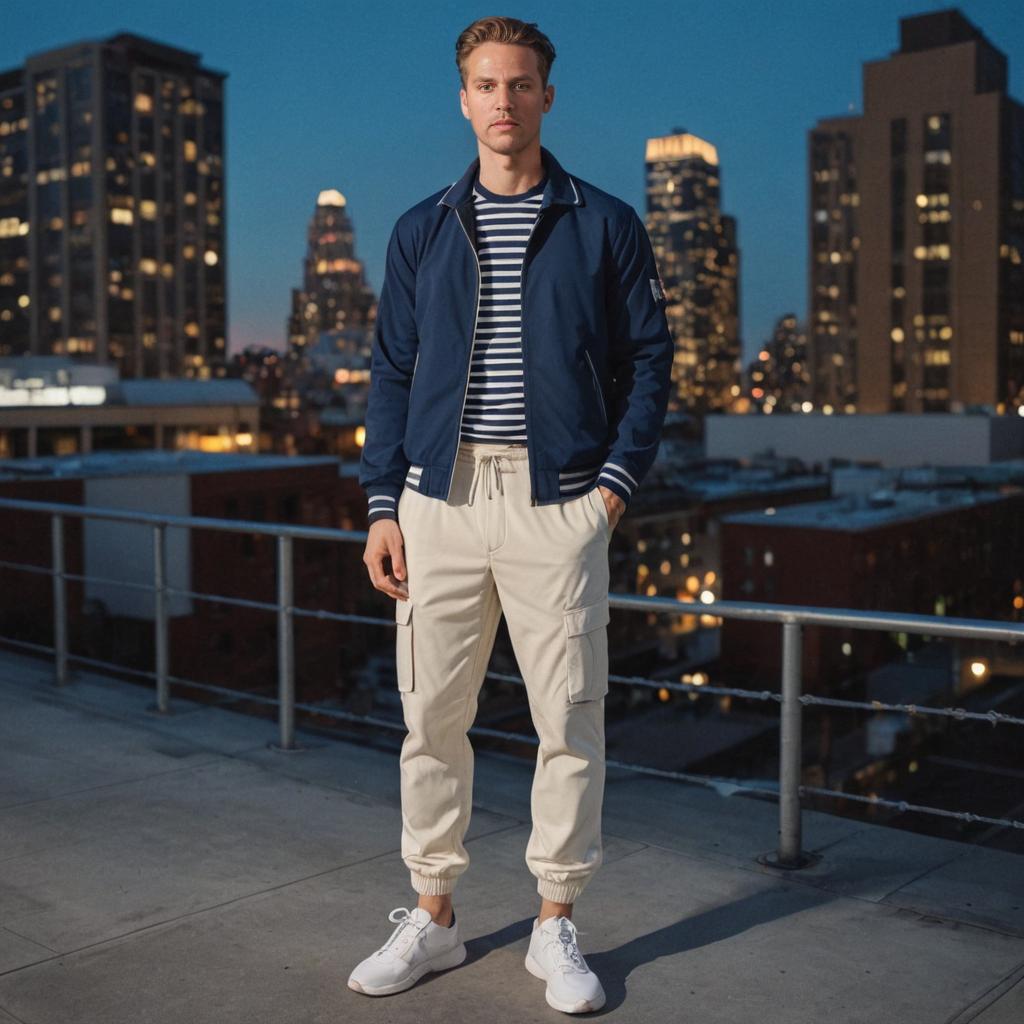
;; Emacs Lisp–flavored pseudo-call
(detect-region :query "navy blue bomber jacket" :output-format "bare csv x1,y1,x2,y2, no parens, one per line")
359,145,674,520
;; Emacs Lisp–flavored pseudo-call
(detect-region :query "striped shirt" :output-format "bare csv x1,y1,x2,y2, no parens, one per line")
457,176,544,444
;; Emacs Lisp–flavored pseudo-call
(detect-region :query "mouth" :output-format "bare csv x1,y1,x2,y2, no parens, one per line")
492,120,518,127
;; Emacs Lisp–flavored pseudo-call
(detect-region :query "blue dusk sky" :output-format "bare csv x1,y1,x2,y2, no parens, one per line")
4,1,1023,365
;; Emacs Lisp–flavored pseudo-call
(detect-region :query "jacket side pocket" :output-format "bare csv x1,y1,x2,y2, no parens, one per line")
563,598,610,703
395,597,415,692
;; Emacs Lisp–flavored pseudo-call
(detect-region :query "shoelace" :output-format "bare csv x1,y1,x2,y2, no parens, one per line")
544,917,588,973
374,907,428,960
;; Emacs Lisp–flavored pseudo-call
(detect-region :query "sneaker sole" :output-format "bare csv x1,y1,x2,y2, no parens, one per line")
348,942,467,997
524,951,606,1014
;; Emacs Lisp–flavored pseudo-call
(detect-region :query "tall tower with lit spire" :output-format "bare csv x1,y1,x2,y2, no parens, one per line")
287,189,375,355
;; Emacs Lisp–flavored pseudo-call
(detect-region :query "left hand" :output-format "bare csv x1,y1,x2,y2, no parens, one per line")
597,485,626,531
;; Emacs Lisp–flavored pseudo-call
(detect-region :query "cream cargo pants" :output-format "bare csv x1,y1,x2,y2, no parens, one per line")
394,440,612,904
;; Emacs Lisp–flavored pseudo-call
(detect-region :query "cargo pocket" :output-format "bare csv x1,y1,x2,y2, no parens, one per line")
563,597,610,703
395,597,414,692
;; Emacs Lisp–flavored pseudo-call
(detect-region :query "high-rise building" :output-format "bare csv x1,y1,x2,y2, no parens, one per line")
744,313,811,413
809,9,1024,414
644,129,741,415
0,33,227,379
286,190,375,355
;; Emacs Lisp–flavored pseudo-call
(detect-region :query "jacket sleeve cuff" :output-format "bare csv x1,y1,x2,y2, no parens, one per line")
366,485,402,525
597,461,639,507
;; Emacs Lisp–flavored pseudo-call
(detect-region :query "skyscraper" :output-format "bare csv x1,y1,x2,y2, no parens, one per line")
286,189,375,355
809,9,1024,414
644,129,741,415
744,313,811,414
0,33,227,379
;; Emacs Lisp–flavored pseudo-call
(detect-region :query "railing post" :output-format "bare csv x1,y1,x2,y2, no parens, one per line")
777,619,805,866
153,523,170,713
51,514,68,686
276,534,296,750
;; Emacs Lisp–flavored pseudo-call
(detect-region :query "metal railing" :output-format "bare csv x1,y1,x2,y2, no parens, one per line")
1,494,1022,871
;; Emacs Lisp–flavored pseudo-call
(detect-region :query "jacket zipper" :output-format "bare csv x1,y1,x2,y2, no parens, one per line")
583,349,608,425
446,209,482,501
520,209,546,506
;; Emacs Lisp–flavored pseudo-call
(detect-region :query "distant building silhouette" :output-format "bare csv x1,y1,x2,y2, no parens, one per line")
0,33,227,379
0,354,258,458
286,189,376,356
644,129,741,415
743,313,811,413
809,9,1024,414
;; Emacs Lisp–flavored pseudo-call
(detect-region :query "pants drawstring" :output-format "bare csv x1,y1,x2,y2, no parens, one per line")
467,454,505,506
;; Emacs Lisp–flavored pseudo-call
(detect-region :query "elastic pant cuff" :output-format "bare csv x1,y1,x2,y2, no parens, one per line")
411,871,458,896
537,877,589,904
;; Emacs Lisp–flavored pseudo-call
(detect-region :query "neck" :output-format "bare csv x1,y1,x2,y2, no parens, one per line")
476,142,545,196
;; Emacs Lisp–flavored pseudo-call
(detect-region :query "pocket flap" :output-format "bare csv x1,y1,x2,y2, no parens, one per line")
395,597,413,624
564,598,610,637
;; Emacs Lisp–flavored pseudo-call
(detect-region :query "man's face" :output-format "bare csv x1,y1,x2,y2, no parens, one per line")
459,42,554,158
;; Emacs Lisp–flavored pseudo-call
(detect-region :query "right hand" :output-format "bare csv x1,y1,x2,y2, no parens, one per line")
363,519,409,600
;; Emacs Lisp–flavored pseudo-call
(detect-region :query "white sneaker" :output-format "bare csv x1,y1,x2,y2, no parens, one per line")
347,906,466,996
525,915,606,1013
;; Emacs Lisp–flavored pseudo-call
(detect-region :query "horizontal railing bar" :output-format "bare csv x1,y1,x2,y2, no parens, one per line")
0,495,366,544
493,668,1024,726
800,784,1024,830
5,584,1024,729
5,619,1020,727
5,543,1024,726
8,637,1021,833
1,494,1022,642
0,558,50,575
611,594,1024,643
799,692,1024,726
1,546,1021,646
0,635,56,658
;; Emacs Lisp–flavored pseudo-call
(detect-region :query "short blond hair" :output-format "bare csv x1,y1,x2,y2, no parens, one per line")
455,16,556,88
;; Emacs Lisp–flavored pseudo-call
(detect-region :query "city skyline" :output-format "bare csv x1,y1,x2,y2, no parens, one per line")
3,0,1022,366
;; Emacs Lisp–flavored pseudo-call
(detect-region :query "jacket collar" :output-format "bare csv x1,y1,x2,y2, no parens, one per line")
438,145,582,210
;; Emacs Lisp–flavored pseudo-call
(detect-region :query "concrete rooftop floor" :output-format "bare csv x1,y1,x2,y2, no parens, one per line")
1,647,1023,1024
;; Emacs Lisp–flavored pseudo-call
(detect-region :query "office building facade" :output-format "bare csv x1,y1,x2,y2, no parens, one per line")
809,10,1024,414
644,130,741,415
0,33,227,379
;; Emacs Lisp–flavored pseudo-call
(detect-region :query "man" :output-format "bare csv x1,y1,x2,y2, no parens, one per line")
349,15,672,1015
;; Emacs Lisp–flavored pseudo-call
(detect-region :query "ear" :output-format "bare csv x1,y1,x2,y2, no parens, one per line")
459,86,470,121
543,83,554,112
